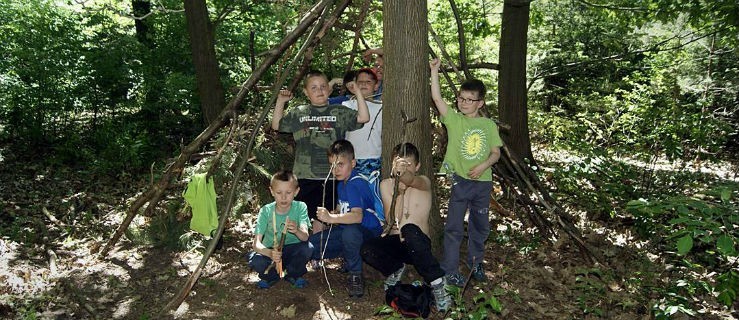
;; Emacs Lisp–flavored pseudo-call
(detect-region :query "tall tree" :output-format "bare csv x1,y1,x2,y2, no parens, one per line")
132,0,152,46
184,0,226,125
383,0,442,240
498,0,533,161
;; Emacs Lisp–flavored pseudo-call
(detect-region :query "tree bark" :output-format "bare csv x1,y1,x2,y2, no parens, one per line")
184,0,226,126
132,0,152,46
383,0,442,245
498,0,533,161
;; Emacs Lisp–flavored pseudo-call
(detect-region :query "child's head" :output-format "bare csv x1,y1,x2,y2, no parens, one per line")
355,68,379,97
270,170,300,207
392,142,421,174
303,70,330,106
457,79,487,118
327,139,356,181
373,55,384,81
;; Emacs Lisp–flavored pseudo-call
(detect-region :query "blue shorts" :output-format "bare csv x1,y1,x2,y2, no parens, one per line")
355,158,381,177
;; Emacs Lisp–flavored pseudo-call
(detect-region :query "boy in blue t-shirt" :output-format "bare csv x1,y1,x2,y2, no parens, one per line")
309,139,382,298
247,170,312,289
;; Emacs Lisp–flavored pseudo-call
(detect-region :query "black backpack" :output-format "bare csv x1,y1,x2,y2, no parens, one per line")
385,283,433,318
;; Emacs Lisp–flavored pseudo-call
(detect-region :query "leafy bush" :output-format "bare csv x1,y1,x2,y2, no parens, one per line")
627,185,738,307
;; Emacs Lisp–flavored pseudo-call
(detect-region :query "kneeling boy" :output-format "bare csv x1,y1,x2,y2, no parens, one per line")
360,143,451,311
309,139,382,298
247,170,312,289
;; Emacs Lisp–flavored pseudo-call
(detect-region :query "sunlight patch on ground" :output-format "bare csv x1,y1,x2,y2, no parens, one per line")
536,145,738,182
112,296,137,319
313,295,351,320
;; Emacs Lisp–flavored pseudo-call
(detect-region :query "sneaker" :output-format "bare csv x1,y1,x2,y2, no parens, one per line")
472,263,487,282
256,278,278,289
446,272,465,287
384,265,406,290
347,273,364,297
431,277,452,312
286,277,308,288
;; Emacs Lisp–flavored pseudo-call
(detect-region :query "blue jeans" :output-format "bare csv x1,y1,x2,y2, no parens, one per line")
441,174,492,275
247,241,313,281
309,224,377,273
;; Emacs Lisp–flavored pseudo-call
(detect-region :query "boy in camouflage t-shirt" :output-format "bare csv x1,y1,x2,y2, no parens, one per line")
271,70,370,234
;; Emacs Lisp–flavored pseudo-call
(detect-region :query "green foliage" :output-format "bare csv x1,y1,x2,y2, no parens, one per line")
626,185,739,307
574,268,607,316
446,285,503,319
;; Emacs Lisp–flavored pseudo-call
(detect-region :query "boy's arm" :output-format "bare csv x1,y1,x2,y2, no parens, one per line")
392,156,431,191
347,81,370,124
468,146,501,179
285,218,309,242
316,207,363,224
429,58,449,117
271,89,293,131
253,234,273,257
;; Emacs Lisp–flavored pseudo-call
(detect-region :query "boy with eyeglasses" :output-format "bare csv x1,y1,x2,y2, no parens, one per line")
344,68,383,176
272,70,370,234
429,58,503,287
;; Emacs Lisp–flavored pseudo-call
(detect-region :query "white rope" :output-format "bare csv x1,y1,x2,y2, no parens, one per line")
319,159,337,295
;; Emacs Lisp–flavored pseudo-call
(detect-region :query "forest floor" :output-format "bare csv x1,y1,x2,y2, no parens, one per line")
1,146,738,319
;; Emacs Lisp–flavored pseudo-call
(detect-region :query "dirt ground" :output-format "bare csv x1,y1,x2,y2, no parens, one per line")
1,153,736,319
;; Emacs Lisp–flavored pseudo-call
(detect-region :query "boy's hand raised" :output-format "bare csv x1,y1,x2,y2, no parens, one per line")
430,58,441,72
345,80,358,95
276,89,293,105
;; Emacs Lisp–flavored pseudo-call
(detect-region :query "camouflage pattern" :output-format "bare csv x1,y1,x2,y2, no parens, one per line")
279,104,363,179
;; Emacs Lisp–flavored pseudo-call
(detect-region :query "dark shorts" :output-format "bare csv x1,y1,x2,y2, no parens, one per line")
297,179,337,220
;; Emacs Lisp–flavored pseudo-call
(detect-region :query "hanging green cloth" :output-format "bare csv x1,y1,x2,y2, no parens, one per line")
183,173,218,236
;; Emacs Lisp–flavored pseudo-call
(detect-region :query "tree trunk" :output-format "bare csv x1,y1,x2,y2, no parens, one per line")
498,0,533,161
132,0,151,46
184,0,226,126
383,0,442,245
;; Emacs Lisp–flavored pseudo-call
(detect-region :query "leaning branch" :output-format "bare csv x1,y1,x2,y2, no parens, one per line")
99,0,334,259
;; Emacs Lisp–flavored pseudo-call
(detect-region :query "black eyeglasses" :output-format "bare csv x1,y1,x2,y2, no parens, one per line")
456,96,482,104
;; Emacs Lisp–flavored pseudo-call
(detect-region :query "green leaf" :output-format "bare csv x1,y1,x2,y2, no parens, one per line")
720,188,732,202
677,205,689,214
677,235,693,255
668,217,689,225
716,234,736,256
717,289,736,306
489,296,503,313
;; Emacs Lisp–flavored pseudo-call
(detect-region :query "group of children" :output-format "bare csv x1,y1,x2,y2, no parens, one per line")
246,56,503,313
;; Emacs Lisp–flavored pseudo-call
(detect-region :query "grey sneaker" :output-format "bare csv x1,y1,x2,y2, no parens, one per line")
431,277,452,311
347,273,364,297
472,263,487,282
446,272,465,287
384,265,406,290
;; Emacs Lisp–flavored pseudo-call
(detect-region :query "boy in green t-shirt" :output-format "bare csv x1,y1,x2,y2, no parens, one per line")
430,58,503,287
247,170,312,289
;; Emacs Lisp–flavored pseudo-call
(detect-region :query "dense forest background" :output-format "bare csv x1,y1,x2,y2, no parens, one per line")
1,0,737,319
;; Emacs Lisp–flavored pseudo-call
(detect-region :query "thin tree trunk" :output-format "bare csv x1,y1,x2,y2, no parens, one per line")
498,0,533,161
383,0,442,245
184,0,226,125
132,0,152,46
